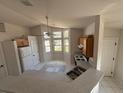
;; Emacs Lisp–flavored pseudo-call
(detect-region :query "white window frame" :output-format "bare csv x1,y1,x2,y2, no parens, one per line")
52,30,63,52
43,32,51,53
43,29,70,53
63,30,70,53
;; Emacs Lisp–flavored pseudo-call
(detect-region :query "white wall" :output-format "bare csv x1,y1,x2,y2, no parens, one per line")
114,30,122,87
0,23,29,41
83,22,95,35
70,28,84,64
104,28,121,37
94,15,104,69
30,25,42,35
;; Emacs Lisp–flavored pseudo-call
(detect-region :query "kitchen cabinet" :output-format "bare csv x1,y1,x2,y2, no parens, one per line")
28,36,40,65
2,36,40,75
15,38,29,47
19,36,40,72
79,35,94,57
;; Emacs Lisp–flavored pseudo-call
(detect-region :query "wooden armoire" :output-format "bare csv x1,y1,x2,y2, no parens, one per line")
79,35,94,57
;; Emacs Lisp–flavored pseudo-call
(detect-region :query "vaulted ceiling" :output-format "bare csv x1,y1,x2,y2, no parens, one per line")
0,0,122,29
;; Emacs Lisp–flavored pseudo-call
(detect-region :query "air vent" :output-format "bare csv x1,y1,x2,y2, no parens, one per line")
20,0,33,6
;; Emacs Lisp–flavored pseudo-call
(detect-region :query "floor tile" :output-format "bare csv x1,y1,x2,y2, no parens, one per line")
99,77,123,93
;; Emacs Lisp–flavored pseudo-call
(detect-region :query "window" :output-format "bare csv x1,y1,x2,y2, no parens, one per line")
44,32,51,52
43,30,70,53
53,31,62,38
44,40,51,52
63,30,70,53
64,39,69,53
63,30,69,38
53,31,62,52
53,40,62,51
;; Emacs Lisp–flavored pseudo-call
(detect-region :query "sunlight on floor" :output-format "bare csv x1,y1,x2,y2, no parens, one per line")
45,61,66,72
46,66,65,72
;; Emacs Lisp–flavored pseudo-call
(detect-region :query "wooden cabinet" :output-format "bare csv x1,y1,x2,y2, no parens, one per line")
79,35,94,57
15,38,29,47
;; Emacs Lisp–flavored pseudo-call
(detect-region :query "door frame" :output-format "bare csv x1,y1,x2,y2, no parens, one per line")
0,43,8,76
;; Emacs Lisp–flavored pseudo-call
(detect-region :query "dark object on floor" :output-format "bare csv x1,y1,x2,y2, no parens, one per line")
66,66,86,80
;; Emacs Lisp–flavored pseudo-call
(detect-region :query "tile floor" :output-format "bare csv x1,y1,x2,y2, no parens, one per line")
99,77,123,93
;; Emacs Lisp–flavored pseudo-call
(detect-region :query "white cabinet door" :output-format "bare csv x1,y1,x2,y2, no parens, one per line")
0,43,7,79
19,46,32,57
28,36,38,53
32,52,40,65
101,38,118,76
19,36,40,72
28,36,40,65
21,55,34,71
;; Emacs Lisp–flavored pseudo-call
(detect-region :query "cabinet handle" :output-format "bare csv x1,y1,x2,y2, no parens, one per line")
33,55,35,56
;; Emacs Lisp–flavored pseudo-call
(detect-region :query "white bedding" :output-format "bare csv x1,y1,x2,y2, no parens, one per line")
0,68,104,93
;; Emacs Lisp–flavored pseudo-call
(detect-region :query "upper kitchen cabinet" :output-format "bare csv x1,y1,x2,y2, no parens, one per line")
15,38,29,47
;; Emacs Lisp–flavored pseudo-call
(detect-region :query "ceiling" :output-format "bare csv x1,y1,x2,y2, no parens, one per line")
0,0,122,29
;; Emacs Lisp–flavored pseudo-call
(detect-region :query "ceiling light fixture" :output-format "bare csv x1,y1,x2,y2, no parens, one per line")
44,0,54,37
45,15,50,36
20,0,33,6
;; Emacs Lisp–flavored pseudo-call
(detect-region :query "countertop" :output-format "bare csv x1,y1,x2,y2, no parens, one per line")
0,68,104,93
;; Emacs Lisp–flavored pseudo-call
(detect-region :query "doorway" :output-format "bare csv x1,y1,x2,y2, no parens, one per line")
101,37,118,76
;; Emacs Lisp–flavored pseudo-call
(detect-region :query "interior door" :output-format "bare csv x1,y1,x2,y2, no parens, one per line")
101,38,118,76
0,43,7,79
